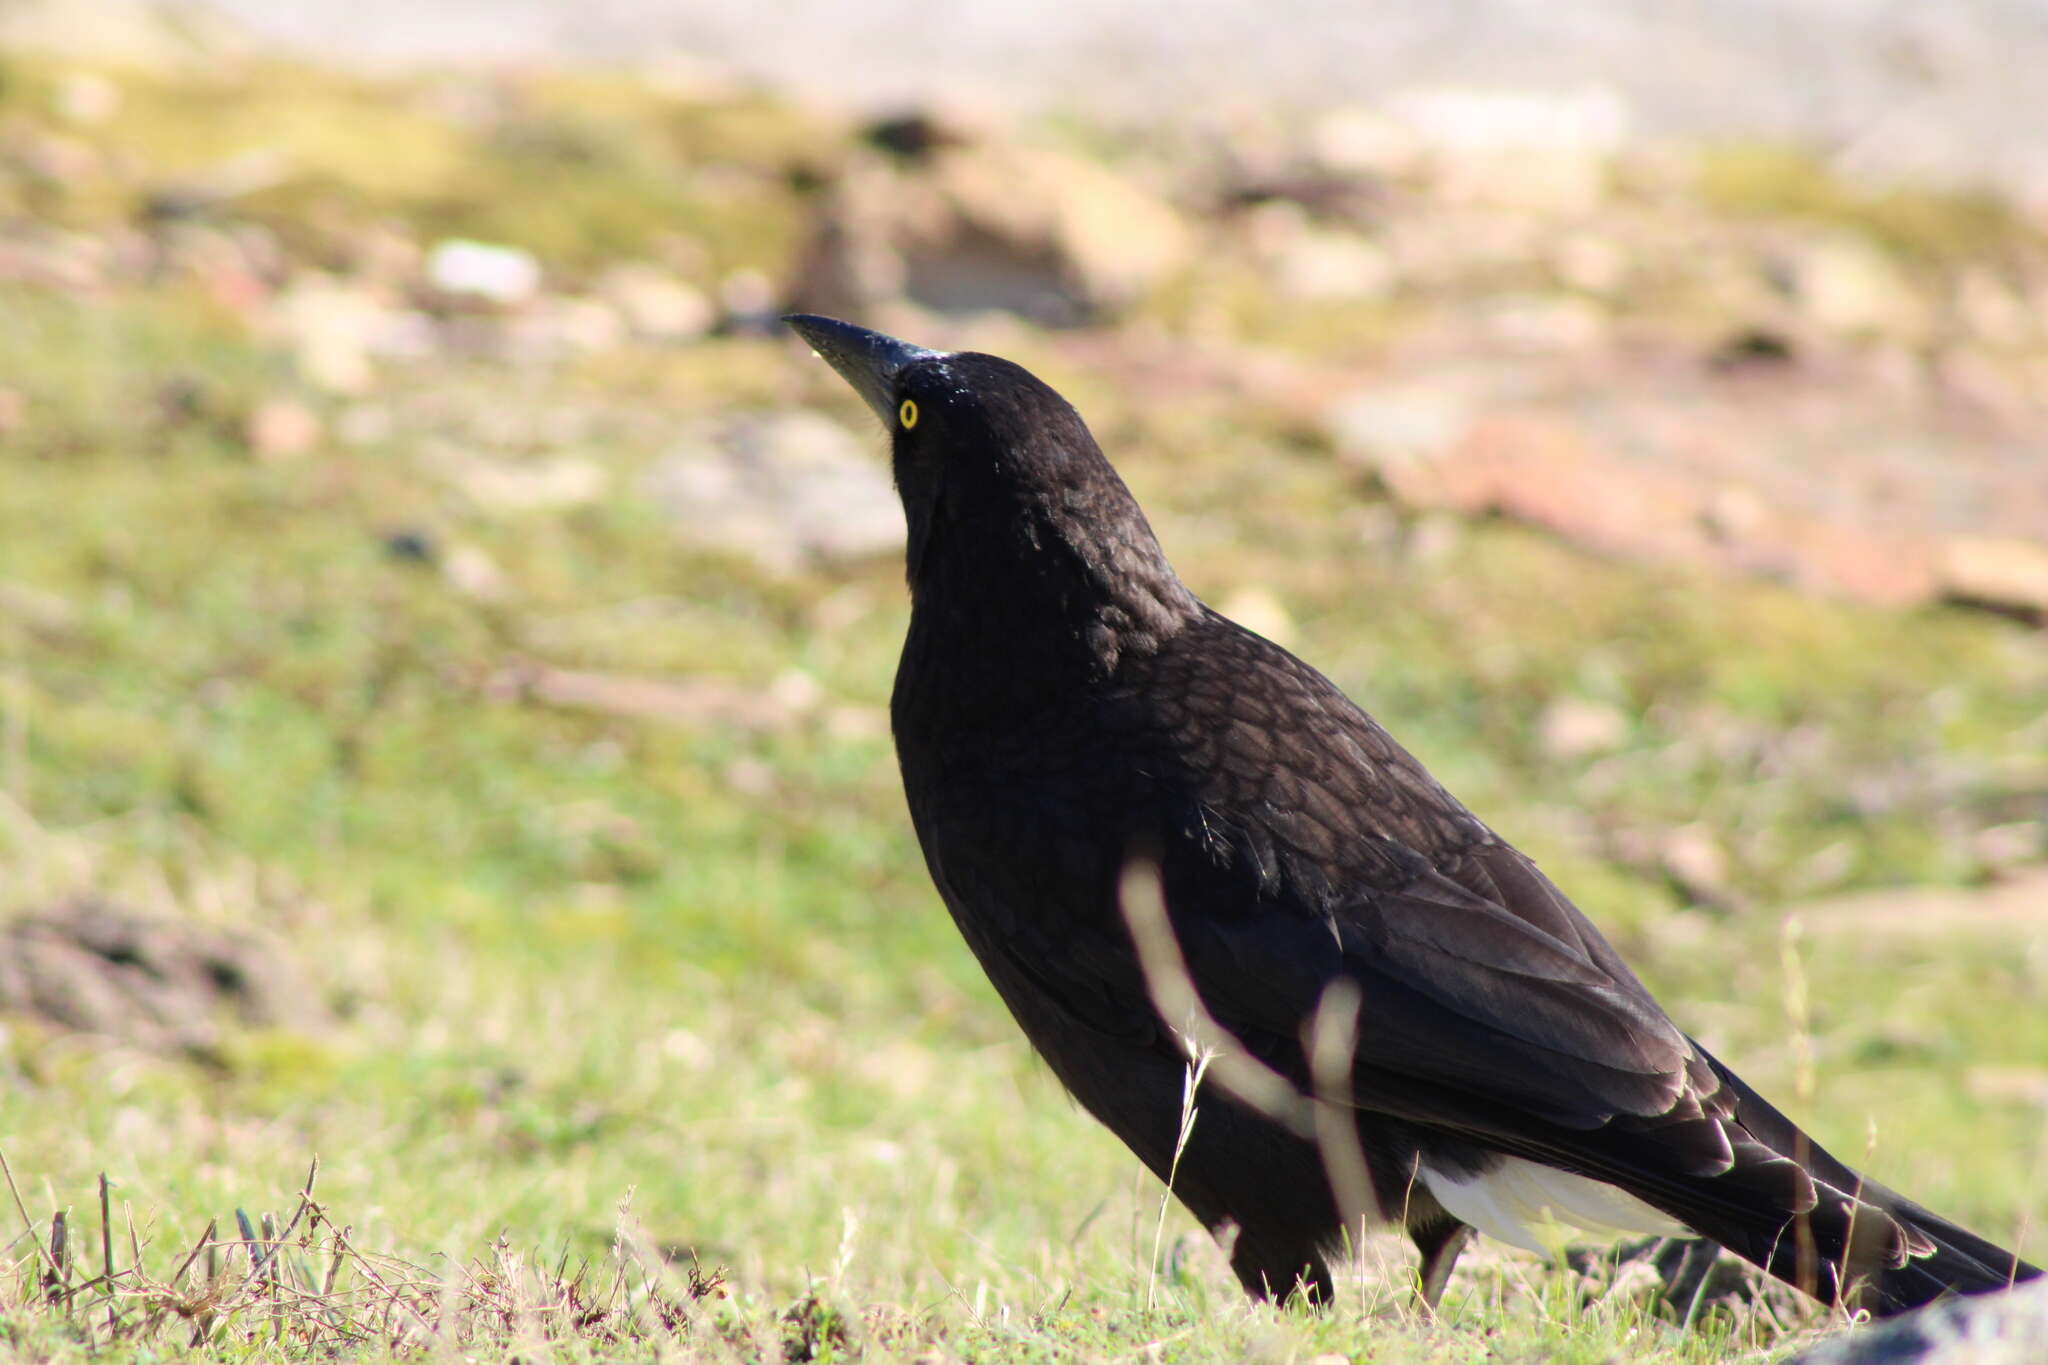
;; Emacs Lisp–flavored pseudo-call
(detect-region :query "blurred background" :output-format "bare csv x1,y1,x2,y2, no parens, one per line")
0,0,2044,1358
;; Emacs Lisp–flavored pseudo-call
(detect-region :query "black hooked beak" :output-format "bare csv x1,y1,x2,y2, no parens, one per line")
783,314,939,426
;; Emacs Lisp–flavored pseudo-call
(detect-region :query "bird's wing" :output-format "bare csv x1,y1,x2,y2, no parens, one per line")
1213,853,1773,1170
1140,623,2041,1306
919,609,1726,1140
1122,613,1744,1146
1166,816,1718,1131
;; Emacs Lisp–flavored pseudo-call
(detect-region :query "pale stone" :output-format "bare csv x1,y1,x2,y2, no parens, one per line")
1938,536,2048,614
1217,586,1295,647
1539,697,1630,760
426,238,542,304
1787,234,1927,340
1274,228,1396,302
244,398,321,461
598,264,714,341
647,412,905,572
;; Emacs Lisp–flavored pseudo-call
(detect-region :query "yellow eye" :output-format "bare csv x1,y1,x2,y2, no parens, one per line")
898,398,919,429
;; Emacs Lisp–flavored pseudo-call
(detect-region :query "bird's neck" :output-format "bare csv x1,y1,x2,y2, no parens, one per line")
893,500,1198,736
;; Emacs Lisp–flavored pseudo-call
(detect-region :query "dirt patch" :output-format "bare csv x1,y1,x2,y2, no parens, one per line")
1793,866,2048,941
0,899,330,1058
1328,339,2048,618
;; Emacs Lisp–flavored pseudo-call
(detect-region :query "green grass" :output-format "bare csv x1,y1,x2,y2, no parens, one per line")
0,53,822,276
1,54,2045,1365
1693,141,2039,268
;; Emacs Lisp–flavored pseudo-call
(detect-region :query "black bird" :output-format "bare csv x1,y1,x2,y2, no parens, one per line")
785,313,2041,1315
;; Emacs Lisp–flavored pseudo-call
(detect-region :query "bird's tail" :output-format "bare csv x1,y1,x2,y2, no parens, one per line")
1865,1188,2041,1312
1671,1169,2037,1316
1675,1056,2039,1316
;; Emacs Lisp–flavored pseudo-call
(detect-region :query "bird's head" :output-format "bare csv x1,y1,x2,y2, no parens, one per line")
784,314,1195,654
783,313,1100,549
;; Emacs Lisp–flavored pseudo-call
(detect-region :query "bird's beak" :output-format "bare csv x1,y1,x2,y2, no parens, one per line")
783,314,937,426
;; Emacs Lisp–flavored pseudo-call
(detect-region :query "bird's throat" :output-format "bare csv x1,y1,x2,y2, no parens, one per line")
895,503,1196,735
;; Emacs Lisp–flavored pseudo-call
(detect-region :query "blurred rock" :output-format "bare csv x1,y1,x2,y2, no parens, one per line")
1935,350,2033,426
1937,536,2048,618
769,668,825,714
861,108,979,161
0,581,77,636
1216,586,1295,647
368,308,439,362
488,660,841,733
1385,411,1712,563
1550,232,1632,297
381,527,438,563
1404,511,1465,564
154,376,207,426
598,264,714,341
1307,105,1424,179
1972,821,2044,870
0,900,329,1059
1214,116,1394,222
1273,225,1396,302
270,275,392,393
342,224,425,287
718,267,781,332
162,222,276,319
243,397,321,461
52,70,121,125
17,128,104,192
1320,320,2048,614
427,238,542,304
1602,822,1739,908
1540,697,1630,760
723,756,776,797
1221,166,1388,224
1392,84,1629,212
1473,294,1609,351
936,141,1193,313
1701,482,1776,540
1785,1277,2048,1363
1708,328,1798,372
1799,866,2048,941
0,225,113,294
1325,386,1471,466
337,403,396,447
1784,234,1927,341
1659,824,1732,905
646,411,903,572
1956,269,2036,347
785,163,906,323
145,148,288,220
1965,1066,2048,1105
437,450,609,512
789,131,1193,326
1740,511,1937,608
442,542,508,600
503,296,626,359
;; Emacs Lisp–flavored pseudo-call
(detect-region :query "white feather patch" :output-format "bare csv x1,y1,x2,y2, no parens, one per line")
1419,1157,1693,1254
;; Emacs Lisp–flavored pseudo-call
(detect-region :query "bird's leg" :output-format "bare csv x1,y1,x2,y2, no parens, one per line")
1410,1218,1475,1310
1221,1223,1335,1307
1663,1237,1722,1327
